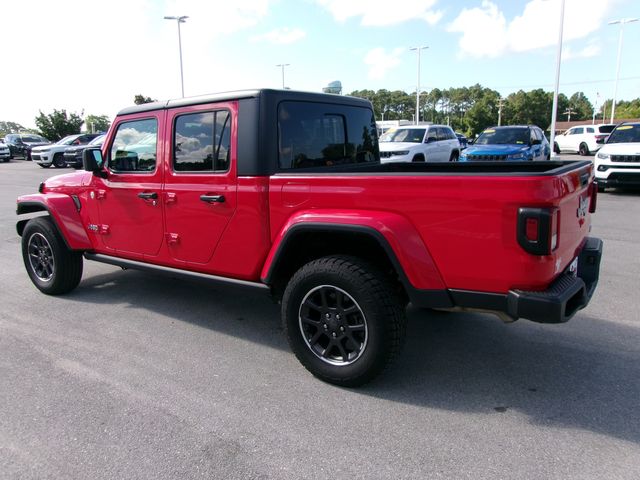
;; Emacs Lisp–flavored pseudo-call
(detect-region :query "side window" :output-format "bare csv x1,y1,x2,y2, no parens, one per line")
109,118,157,173
574,127,584,135
278,101,378,169
586,127,594,133
435,127,445,141
425,128,437,142
445,127,456,140
173,110,230,172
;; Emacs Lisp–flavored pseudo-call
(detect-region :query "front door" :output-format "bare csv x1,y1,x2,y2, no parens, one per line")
162,103,237,265
94,114,164,258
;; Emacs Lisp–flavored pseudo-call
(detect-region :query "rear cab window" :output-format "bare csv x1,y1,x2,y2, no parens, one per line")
278,101,379,169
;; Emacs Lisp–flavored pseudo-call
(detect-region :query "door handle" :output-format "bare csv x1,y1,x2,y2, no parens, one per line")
138,192,158,200
200,194,225,203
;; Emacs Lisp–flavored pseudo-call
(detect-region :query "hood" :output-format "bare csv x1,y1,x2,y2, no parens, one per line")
31,144,52,152
44,171,92,189
379,141,420,152
464,144,529,155
24,141,49,147
599,142,640,156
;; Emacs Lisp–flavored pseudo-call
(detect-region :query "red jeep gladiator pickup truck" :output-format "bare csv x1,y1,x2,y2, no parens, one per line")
16,89,602,386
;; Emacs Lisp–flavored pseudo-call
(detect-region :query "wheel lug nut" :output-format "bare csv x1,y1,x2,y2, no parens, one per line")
325,313,330,319
340,326,345,332
323,324,328,330
332,332,337,338
336,314,341,320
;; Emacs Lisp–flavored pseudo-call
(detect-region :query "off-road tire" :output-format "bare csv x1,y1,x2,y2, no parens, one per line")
282,255,406,387
21,216,83,295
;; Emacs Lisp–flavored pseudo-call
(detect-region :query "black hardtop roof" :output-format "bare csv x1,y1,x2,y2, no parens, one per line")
117,88,372,116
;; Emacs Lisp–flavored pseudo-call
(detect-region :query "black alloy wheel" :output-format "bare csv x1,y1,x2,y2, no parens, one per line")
282,256,406,387
579,143,590,156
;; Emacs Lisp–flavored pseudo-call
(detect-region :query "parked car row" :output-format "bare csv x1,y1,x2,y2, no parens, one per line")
3,133,50,160
460,125,550,162
31,133,102,168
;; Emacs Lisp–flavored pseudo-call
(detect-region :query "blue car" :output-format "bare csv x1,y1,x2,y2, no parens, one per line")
460,125,551,161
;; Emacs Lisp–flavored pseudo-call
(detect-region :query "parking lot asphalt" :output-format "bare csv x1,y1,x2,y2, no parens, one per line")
1,158,639,480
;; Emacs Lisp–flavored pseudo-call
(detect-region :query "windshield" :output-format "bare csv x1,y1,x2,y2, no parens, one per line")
89,134,106,145
56,135,80,145
22,135,48,143
606,124,640,144
475,128,529,145
598,125,616,134
379,128,426,143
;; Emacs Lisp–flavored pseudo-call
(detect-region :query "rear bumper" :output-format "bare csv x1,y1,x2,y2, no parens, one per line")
418,237,603,323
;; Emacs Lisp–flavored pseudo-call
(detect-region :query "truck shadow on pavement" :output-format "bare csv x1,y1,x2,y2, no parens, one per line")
70,267,640,445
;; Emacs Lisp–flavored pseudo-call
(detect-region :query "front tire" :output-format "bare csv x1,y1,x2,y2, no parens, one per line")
554,142,560,154
53,153,66,168
21,217,83,295
412,154,425,162
449,151,459,162
282,256,406,387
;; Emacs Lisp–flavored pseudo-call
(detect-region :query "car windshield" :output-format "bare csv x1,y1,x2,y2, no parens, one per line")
56,135,81,145
598,125,616,134
22,135,48,143
606,124,640,144
475,128,529,145
89,134,106,145
379,128,426,143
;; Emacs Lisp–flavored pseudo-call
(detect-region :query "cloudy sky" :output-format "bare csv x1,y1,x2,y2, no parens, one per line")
2,0,639,129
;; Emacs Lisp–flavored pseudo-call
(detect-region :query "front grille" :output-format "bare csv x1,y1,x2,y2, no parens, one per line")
31,154,41,160
466,154,508,161
380,152,393,158
611,155,640,163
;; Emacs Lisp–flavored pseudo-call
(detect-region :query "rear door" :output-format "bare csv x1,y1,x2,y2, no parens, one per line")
162,103,237,265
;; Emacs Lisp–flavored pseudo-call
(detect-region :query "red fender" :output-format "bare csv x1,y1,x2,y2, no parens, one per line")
261,209,446,290
17,193,92,250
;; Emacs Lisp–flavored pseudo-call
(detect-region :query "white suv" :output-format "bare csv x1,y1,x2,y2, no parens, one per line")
379,124,460,163
594,122,640,192
554,123,616,156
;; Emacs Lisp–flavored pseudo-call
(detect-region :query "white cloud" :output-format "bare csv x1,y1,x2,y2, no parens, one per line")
563,42,602,60
315,0,443,26
364,47,404,80
448,0,617,59
250,27,307,45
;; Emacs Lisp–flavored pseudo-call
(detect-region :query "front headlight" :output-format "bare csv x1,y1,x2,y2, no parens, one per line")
507,152,528,161
391,151,410,156
596,152,610,160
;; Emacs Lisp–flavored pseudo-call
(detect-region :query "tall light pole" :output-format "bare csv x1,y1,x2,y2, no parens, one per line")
164,15,188,98
409,46,428,125
549,0,565,158
608,18,638,123
276,63,290,89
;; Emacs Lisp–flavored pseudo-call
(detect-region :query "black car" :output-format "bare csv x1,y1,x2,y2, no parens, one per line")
63,134,106,168
3,133,50,160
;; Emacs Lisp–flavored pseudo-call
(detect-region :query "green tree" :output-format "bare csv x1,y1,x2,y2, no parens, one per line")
84,114,111,133
567,92,593,121
34,109,84,142
134,94,157,105
0,121,36,137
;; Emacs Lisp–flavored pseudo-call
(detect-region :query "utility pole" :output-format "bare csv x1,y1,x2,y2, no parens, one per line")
608,18,638,123
497,98,505,126
549,0,566,158
409,46,428,125
164,15,189,98
276,63,290,89
563,107,575,122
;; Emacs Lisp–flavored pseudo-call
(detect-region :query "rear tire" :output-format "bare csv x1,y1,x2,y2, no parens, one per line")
282,256,406,387
579,143,590,156
554,142,560,154
21,217,83,295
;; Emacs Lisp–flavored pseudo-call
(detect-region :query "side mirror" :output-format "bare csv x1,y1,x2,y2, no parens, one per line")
532,139,542,145
425,136,436,144
83,147,107,178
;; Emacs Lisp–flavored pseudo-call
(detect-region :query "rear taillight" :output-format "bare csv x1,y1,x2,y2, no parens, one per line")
517,207,559,255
